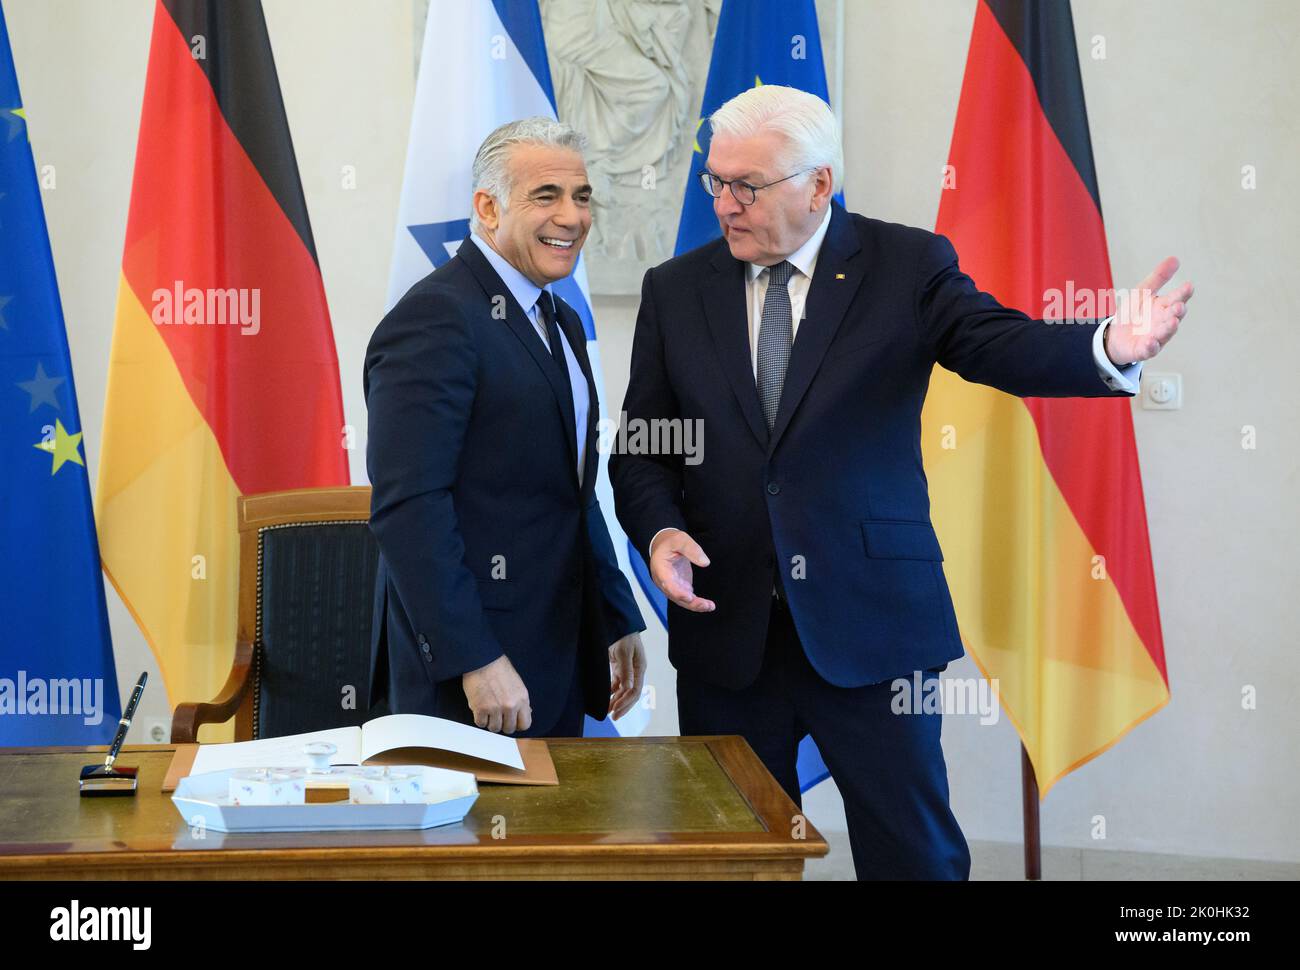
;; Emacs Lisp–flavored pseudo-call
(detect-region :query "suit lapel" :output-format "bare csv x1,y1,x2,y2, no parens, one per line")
703,248,769,449
457,239,580,479
767,203,865,454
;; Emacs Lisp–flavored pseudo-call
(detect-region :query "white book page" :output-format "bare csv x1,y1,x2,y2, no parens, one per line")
189,726,363,775
359,714,525,770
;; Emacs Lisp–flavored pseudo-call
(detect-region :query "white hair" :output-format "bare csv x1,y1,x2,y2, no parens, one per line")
470,117,588,233
708,85,843,194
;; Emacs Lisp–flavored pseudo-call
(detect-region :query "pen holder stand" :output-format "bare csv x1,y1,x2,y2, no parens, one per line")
79,763,139,797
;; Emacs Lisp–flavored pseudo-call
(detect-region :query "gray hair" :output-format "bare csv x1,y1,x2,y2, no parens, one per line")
708,85,843,194
470,117,588,233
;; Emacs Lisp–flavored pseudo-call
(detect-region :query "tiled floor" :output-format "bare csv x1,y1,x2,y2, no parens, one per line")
802,833,1300,881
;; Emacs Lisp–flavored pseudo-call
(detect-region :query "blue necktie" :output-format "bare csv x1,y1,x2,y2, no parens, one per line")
756,260,795,430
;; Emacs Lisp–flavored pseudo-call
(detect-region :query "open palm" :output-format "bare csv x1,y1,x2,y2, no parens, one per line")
1107,256,1193,366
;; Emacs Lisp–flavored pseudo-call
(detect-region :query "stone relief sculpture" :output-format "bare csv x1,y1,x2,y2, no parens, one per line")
414,0,836,294
541,0,721,293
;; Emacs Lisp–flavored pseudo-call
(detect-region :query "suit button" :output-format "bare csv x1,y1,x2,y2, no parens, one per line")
767,483,781,495
418,633,428,645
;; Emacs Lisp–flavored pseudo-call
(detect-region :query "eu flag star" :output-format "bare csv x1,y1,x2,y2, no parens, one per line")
33,418,84,475
2,105,25,142
17,361,64,412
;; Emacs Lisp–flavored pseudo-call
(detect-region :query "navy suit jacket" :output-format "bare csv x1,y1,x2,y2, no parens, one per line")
610,202,1135,690
365,237,643,733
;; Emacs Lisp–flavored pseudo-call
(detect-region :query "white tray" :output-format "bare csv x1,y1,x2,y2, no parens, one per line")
171,766,479,833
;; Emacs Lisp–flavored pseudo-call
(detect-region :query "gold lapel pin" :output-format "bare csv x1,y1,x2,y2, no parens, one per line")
835,273,846,280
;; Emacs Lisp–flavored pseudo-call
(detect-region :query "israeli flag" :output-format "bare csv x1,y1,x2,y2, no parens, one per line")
386,0,649,736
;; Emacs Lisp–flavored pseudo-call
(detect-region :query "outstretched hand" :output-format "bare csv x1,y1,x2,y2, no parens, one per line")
1106,256,1193,366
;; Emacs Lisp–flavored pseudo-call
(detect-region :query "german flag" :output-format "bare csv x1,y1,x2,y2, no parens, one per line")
96,0,348,736
921,0,1168,796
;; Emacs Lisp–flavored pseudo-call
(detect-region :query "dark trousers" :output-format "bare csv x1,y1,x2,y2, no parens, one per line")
677,599,971,880
430,659,587,738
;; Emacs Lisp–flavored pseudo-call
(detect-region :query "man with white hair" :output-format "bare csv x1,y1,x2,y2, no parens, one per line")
610,85,1190,878
366,118,645,737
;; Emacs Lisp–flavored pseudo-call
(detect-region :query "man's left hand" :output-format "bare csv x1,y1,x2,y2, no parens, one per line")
1107,255,1194,366
607,633,647,720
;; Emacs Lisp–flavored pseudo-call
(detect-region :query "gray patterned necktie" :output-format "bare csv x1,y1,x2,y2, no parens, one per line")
756,260,795,430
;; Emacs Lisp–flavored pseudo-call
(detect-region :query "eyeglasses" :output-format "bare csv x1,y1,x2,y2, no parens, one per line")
699,169,812,206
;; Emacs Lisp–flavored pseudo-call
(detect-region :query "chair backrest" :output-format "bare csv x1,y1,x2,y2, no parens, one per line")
237,487,377,740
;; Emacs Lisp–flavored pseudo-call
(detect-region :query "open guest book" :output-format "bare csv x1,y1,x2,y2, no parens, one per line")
162,714,558,792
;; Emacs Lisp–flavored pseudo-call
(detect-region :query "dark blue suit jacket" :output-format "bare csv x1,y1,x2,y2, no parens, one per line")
365,238,643,733
610,202,1134,690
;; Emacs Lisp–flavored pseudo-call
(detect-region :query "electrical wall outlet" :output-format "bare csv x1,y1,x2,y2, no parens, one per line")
142,717,171,744
1142,372,1182,410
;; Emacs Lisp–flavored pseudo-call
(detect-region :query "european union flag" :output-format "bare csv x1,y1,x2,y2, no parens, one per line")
0,6,120,744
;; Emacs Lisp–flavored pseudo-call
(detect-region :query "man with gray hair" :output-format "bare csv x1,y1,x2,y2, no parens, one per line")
366,117,645,737
611,85,1190,878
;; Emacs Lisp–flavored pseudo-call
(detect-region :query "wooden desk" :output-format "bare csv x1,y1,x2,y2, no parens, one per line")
0,736,826,880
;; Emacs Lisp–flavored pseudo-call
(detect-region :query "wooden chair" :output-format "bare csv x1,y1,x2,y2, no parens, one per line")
171,486,378,743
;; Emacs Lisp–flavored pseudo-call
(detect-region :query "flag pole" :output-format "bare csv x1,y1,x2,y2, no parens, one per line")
1021,742,1042,879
